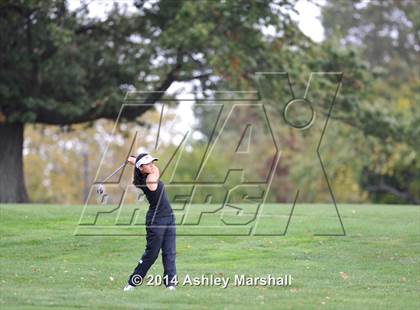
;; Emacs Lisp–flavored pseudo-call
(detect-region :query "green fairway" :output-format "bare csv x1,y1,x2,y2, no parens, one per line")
0,204,419,309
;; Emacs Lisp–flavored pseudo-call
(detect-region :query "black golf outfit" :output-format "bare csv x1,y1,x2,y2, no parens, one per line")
128,179,176,288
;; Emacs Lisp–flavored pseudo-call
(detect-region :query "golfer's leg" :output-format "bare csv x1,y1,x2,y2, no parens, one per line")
128,225,164,286
161,215,176,287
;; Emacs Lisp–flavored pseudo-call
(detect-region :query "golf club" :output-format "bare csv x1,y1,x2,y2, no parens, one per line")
95,156,136,196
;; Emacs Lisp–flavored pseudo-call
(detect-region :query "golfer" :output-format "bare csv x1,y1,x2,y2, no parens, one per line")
123,153,177,291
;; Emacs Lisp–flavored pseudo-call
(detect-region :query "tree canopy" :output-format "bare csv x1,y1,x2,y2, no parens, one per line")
0,0,417,204
0,0,303,202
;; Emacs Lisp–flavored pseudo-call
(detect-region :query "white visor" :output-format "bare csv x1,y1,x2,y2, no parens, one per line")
135,154,158,168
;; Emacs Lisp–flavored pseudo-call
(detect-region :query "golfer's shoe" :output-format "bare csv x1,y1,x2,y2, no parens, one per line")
123,284,136,292
167,286,176,291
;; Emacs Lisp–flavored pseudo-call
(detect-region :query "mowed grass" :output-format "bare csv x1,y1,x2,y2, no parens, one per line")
0,204,419,309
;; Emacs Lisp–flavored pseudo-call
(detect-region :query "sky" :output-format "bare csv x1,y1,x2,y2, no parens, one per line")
293,0,325,42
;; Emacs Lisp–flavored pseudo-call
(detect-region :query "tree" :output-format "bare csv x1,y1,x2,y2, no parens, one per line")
320,0,420,204
192,0,420,204
320,0,419,147
0,0,300,202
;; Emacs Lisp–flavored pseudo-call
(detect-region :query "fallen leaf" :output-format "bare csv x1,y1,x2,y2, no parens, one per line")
339,272,349,280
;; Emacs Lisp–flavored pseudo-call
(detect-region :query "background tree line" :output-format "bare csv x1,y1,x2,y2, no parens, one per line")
0,0,418,204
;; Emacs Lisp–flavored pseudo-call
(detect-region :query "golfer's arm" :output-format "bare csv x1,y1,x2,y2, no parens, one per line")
146,168,159,191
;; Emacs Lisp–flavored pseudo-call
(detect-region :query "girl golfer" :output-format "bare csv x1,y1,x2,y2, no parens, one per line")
124,153,177,291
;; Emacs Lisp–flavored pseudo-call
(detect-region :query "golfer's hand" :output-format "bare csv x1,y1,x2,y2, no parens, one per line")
127,156,136,166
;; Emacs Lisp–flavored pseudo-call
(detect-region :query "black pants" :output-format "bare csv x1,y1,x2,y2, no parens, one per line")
128,214,176,287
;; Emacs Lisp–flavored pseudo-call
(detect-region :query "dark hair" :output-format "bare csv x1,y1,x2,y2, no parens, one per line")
133,153,148,188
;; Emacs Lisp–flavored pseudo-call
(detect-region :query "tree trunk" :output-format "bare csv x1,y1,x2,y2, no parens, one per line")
0,123,29,203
